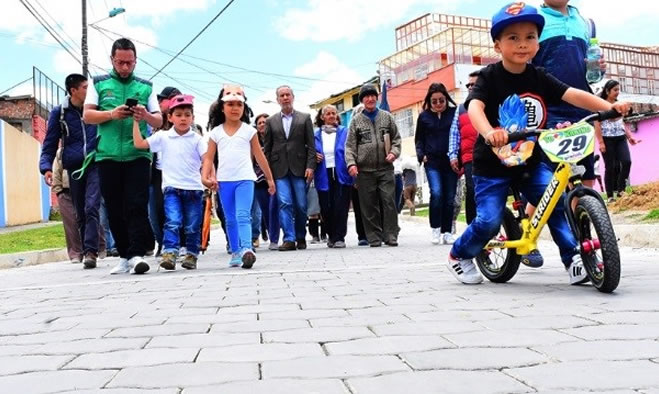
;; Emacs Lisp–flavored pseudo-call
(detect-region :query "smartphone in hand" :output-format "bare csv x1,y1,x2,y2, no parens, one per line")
125,98,138,108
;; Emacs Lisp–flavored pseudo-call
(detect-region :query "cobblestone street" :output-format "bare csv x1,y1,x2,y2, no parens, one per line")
1,218,658,393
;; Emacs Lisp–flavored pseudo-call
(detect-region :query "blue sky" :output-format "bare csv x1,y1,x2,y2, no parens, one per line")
1,0,658,126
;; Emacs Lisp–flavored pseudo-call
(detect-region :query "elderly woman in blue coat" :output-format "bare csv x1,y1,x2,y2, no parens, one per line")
314,104,354,248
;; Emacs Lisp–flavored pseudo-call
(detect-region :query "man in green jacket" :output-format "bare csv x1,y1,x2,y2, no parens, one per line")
83,38,162,275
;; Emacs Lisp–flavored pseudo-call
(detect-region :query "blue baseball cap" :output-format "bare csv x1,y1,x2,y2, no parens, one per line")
491,2,545,41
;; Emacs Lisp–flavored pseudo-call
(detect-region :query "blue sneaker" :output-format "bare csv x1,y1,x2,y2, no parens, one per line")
228,253,241,267
521,249,544,268
358,239,369,246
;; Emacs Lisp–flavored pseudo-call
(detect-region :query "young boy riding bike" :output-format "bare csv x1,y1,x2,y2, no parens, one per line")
447,2,630,285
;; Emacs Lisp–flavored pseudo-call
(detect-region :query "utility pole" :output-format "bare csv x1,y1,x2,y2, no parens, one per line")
81,0,88,77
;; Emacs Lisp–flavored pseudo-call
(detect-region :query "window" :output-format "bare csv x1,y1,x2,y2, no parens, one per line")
352,93,360,107
394,109,414,138
334,100,344,113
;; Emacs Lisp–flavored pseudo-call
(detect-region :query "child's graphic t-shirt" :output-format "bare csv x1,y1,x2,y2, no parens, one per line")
466,62,569,178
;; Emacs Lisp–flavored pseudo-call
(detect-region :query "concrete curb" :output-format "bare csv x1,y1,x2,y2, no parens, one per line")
399,215,659,249
0,248,69,270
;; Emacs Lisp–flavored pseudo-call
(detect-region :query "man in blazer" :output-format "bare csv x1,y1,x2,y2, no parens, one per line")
264,85,316,251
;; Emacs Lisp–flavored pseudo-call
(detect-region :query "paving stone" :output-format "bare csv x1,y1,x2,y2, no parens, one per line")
107,362,258,389
0,370,117,393
402,347,549,370
0,328,110,345
106,323,209,338
533,340,659,361
217,303,300,314
75,318,167,330
183,379,348,394
347,370,530,394
370,321,484,336
479,315,597,330
65,348,198,369
310,314,410,328
197,343,324,362
146,333,259,349
508,360,659,391
590,311,659,325
209,319,309,333
562,324,659,341
405,310,506,322
30,338,148,355
262,355,409,379
444,329,579,347
165,313,256,324
58,389,179,394
325,335,454,356
0,344,38,356
263,327,375,343
259,309,350,321
0,354,73,375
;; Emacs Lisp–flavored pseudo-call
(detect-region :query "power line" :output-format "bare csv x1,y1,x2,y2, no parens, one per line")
18,0,82,65
149,0,237,80
0,77,33,96
32,0,81,50
93,27,216,102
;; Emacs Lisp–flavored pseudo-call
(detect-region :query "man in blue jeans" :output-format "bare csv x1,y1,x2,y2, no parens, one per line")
264,86,316,251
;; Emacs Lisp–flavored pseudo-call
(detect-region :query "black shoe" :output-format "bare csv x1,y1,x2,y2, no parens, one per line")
296,240,307,250
385,239,398,247
278,241,296,251
83,253,97,269
370,242,382,247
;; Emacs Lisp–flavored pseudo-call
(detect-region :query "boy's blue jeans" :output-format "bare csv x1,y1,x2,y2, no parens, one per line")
451,162,578,268
219,180,254,253
162,187,203,256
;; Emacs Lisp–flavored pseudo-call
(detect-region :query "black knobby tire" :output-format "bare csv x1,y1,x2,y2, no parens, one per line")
475,208,522,283
574,195,621,293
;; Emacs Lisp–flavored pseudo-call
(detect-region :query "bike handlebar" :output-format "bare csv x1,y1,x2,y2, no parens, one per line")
503,109,630,144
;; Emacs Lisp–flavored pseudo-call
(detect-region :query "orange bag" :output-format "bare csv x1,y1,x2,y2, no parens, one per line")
200,190,213,253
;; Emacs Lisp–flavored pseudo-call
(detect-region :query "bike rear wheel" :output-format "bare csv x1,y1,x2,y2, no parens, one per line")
574,195,621,293
475,208,522,283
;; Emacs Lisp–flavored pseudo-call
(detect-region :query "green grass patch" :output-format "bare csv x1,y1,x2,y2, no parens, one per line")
644,209,659,222
0,224,66,255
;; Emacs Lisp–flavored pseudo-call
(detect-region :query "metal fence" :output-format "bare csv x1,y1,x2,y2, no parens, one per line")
32,66,66,119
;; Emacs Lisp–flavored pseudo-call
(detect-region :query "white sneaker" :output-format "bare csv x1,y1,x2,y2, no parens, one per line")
442,233,456,245
110,258,130,275
447,254,483,284
567,254,589,285
431,228,441,244
129,256,150,275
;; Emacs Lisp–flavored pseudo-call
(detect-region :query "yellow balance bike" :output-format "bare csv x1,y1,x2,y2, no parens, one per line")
476,110,623,293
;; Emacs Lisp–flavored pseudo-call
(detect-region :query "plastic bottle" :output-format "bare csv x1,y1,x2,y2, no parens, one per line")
586,38,603,84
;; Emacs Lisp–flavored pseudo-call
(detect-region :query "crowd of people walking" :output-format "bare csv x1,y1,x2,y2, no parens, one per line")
39,0,639,285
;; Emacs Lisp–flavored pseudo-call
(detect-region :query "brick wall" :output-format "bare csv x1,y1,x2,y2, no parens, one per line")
32,115,47,143
0,97,34,119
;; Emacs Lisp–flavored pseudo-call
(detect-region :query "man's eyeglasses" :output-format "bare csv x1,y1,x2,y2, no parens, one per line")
112,58,135,67
431,98,446,105
465,83,475,89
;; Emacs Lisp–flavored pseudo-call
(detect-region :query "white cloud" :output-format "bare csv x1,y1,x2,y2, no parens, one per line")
274,0,456,42
0,0,214,77
571,0,659,27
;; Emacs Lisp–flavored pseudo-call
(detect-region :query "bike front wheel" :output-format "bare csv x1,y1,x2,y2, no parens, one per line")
574,195,621,293
475,208,522,283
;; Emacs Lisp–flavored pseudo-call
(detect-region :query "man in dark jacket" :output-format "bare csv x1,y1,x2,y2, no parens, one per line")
263,85,316,251
345,84,402,247
40,73,101,269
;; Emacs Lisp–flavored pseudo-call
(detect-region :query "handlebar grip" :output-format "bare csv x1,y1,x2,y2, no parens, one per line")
596,109,623,122
507,131,537,143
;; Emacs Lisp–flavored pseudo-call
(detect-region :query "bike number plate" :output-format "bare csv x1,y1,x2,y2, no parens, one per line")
538,123,595,164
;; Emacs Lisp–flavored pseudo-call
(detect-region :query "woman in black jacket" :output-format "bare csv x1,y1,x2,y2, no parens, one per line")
415,83,459,245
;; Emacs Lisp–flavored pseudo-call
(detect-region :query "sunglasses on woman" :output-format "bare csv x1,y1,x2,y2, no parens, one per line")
431,98,446,105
